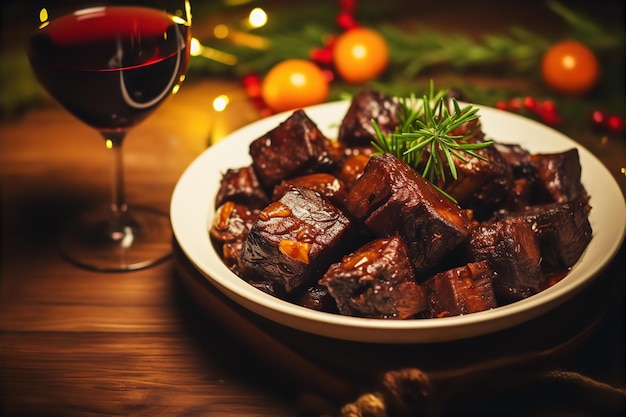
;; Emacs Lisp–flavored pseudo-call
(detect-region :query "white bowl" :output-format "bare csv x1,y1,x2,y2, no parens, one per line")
170,100,626,343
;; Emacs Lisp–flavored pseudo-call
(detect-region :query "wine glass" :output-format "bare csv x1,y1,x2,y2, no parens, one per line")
27,1,192,271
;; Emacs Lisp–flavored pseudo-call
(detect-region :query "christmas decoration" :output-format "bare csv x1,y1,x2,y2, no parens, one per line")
337,0,358,30
186,0,621,133
0,0,622,137
332,27,389,84
591,110,625,136
496,96,562,127
541,40,599,95
260,59,330,113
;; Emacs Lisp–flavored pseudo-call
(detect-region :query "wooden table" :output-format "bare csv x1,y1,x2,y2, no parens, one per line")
1,2,625,416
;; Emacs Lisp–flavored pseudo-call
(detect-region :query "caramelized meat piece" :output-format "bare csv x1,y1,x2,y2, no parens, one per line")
495,198,592,273
338,88,399,147
344,153,470,273
249,110,336,189
296,285,338,313
507,178,533,212
240,187,353,293
215,165,270,210
336,153,371,190
210,202,259,273
272,173,348,208
442,140,516,221
424,261,497,318
320,237,426,319
494,143,536,180
530,148,588,204
247,279,286,299
210,201,258,254
222,241,244,274
469,218,545,304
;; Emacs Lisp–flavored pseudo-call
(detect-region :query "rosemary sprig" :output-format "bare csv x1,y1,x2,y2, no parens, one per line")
372,82,494,200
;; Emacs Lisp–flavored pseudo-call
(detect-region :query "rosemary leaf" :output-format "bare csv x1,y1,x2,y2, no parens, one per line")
371,83,495,201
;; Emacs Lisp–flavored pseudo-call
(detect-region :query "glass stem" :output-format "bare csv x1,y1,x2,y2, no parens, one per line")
103,132,130,235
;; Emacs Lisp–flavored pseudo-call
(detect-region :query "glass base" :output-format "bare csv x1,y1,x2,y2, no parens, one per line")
59,206,172,272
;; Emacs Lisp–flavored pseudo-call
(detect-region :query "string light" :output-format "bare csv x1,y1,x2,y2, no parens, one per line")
190,38,202,56
227,31,269,49
209,94,232,145
213,95,230,112
39,8,48,22
189,37,238,65
214,24,229,39
38,8,49,29
248,8,267,28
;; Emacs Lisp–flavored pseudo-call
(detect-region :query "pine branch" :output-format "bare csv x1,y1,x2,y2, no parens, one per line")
381,24,551,78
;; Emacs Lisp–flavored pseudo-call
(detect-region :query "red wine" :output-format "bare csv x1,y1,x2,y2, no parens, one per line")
28,6,190,132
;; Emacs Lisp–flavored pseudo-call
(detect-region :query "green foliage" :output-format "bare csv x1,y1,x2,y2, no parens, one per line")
372,81,493,202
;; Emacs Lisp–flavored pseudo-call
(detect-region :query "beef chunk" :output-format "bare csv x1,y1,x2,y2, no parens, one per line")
469,218,545,304
320,237,426,319
249,110,336,189
240,187,352,293
336,153,371,191
530,148,588,204
272,173,348,208
507,178,533,212
210,202,259,273
222,241,244,275
338,154,370,191
495,198,592,273
493,143,540,209
442,140,516,221
494,143,536,180
247,278,286,299
295,285,338,313
424,261,497,318
344,153,470,273
338,88,399,147
210,202,258,254
215,165,270,210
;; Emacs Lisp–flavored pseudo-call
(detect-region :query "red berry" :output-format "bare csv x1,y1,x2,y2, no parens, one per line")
310,47,333,65
250,96,266,110
495,100,508,111
590,110,607,131
533,100,559,126
523,96,537,111
337,11,358,30
260,107,274,118
245,83,262,99
241,73,260,88
607,115,625,135
541,100,557,114
322,68,336,83
508,97,523,111
542,111,561,126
